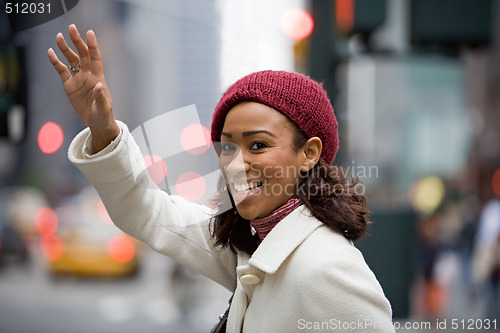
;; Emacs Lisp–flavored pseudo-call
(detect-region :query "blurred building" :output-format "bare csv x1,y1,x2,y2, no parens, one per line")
304,0,500,319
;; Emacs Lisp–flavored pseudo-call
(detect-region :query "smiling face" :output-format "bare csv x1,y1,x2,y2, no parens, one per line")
218,102,308,220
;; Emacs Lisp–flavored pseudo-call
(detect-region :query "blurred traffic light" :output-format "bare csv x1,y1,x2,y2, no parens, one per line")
410,0,493,47
0,43,27,143
335,0,386,35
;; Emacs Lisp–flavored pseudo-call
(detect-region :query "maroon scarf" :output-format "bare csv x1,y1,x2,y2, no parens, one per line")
250,198,302,241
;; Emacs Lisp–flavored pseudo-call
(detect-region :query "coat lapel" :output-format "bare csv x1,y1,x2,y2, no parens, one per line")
248,205,323,274
227,206,324,332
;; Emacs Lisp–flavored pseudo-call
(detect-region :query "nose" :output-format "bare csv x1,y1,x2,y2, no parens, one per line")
225,149,249,177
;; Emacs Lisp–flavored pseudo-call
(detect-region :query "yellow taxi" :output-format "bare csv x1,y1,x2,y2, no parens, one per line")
39,187,141,278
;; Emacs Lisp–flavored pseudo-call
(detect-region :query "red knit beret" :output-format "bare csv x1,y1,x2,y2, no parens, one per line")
211,70,339,164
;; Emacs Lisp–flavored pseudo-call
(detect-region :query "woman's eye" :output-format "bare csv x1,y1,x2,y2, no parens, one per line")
221,143,236,153
250,142,267,150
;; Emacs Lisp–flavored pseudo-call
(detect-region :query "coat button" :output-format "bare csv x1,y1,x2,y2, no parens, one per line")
240,274,260,285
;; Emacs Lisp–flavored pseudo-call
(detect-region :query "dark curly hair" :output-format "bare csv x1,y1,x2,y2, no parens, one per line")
209,122,371,255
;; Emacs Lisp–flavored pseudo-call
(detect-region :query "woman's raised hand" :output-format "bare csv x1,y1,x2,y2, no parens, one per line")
48,24,120,153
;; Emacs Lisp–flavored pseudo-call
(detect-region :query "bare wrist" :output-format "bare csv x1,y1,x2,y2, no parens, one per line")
89,121,120,153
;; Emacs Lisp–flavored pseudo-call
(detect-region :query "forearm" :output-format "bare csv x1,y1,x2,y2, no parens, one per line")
68,121,237,289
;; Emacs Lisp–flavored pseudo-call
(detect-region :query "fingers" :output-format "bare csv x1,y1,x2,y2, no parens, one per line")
92,82,112,111
47,48,72,83
86,30,103,76
54,25,103,77
56,32,80,68
68,24,90,70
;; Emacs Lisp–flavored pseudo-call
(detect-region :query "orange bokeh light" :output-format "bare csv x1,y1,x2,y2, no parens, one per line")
40,234,64,261
108,235,135,263
35,207,58,235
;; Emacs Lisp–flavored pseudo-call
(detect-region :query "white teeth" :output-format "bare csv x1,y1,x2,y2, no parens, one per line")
233,181,262,194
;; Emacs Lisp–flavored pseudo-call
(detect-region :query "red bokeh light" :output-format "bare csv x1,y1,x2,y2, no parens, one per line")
108,235,135,263
180,124,211,155
143,154,167,184
176,172,206,202
38,122,64,154
40,234,64,261
280,8,314,41
35,207,59,235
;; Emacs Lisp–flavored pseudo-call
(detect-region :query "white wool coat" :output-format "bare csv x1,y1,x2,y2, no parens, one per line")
68,121,395,333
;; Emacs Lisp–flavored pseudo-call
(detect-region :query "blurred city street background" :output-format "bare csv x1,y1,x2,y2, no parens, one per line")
0,243,230,333
1,0,500,332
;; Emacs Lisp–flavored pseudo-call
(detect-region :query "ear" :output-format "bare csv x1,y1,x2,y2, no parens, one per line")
299,137,322,172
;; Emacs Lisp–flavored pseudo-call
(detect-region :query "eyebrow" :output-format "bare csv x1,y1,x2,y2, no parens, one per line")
221,130,276,138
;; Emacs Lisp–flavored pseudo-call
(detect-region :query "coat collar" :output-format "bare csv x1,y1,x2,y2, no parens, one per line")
247,205,323,274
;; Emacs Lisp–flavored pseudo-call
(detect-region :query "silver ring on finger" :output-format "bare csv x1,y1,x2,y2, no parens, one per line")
70,64,80,73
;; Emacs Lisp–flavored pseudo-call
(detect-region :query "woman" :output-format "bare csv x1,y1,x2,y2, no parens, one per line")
48,25,395,332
